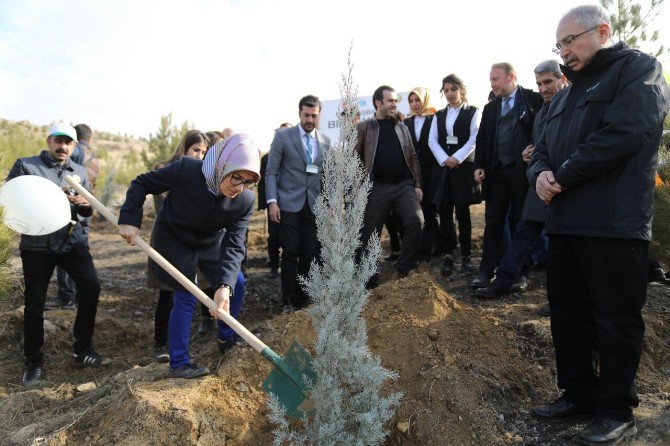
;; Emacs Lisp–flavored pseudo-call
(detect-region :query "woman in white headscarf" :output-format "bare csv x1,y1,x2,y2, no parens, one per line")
118,134,260,379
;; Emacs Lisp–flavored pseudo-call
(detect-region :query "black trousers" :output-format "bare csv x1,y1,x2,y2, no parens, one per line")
547,235,648,422
267,212,281,269
419,202,440,260
384,213,404,253
361,180,424,273
280,201,320,309
480,164,527,275
439,199,472,258
20,244,101,364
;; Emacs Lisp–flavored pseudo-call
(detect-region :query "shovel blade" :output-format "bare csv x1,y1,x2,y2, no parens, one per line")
262,340,317,419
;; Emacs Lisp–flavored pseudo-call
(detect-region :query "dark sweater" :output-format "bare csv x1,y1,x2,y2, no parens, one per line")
372,118,412,183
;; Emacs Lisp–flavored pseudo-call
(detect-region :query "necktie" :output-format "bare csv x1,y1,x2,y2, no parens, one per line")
304,134,313,164
501,96,512,117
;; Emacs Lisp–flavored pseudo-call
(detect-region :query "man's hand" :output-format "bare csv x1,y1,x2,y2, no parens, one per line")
474,168,485,184
445,156,460,169
536,170,563,204
210,285,231,318
66,194,90,207
118,224,140,246
415,187,423,202
268,202,281,223
522,144,534,163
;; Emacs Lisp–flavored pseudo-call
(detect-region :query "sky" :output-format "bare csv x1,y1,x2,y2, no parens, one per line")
0,0,668,150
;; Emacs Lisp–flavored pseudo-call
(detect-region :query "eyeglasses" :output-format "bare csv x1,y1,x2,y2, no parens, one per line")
552,25,600,54
230,173,257,189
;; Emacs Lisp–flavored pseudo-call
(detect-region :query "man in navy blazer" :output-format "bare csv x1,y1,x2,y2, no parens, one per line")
265,95,331,311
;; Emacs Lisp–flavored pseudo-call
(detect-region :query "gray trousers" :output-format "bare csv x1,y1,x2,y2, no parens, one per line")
361,179,424,273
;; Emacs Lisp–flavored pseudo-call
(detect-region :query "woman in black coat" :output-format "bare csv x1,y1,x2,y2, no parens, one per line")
404,87,439,262
428,74,482,277
118,134,260,379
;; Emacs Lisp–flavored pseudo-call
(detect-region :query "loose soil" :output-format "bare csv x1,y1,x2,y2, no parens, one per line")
1,205,669,446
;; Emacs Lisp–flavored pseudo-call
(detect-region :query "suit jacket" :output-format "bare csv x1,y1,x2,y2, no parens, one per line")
265,126,331,213
474,85,543,198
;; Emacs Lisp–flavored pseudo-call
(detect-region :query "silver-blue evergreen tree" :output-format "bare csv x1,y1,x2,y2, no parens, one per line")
267,45,401,446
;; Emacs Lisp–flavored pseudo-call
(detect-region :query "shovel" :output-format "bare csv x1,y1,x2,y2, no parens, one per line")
64,175,316,418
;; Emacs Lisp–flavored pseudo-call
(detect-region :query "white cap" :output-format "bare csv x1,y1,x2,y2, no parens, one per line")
48,122,78,142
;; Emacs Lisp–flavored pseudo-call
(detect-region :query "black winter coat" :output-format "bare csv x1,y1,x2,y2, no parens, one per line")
528,42,670,240
118,157,254,290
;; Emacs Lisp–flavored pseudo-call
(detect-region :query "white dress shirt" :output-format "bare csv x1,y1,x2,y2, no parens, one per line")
428,103,481,166
413,115,426,141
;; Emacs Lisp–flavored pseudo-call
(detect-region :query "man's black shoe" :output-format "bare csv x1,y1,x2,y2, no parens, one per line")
530,397,593,422
511,275,528,292
648,267,666,283
22,363,44,387
474,281,512,298
469,272,492,288
576,418,636,445
441,257,454,277
458,256,472,275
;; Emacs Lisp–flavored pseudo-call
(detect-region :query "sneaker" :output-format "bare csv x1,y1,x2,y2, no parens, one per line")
169,363,210,379
217,337,241,354
22,363,44,387
153,345,170,363
73,350,112,367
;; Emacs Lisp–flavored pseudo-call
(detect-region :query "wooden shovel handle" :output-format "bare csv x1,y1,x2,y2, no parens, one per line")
64,175,268,353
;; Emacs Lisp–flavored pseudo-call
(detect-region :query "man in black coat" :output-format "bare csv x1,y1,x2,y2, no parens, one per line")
528,5,670,444
476,60,567,298
472,62,543,288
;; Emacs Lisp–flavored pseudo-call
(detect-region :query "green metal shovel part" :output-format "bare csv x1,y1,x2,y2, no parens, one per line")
65,176,316,419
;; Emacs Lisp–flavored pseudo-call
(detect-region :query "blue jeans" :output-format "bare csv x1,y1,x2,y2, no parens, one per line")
169,271,245,368
494,220,545,287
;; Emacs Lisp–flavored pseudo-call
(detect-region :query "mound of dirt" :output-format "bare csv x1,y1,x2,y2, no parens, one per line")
1,214,669,446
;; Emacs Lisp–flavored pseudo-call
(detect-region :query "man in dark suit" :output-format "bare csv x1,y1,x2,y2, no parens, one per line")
266,97,331,312
471,62,543,288
476,60,567,298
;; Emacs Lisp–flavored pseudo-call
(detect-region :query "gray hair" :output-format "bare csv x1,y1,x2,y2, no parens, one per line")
562,5,612,38
534,60,563,78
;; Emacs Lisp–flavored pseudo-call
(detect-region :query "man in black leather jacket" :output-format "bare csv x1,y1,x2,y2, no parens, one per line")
528,5,670,445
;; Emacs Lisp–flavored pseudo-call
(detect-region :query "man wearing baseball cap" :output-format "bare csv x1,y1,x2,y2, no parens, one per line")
6,122,111,388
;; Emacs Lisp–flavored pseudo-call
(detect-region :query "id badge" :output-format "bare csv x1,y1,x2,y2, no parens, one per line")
306,164,319,174
446,136,458,145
